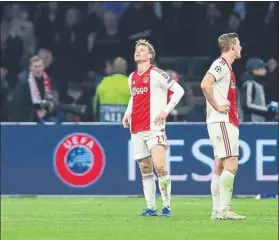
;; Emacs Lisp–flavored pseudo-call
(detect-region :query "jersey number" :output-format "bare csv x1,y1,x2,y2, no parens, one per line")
156,134,165,144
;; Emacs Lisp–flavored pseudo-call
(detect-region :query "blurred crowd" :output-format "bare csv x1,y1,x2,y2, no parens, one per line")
1,2,278,123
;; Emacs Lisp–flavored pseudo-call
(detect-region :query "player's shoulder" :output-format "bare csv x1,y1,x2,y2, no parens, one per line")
151,66,164,74
128,71,136,80
212,57,228,67
150,66,169,79
209,58,229,74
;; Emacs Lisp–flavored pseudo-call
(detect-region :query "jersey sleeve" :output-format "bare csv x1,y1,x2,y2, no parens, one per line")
152,68,175,89
125,74,133,115
126,73,135,96
207,60,227,82
127,74,132,92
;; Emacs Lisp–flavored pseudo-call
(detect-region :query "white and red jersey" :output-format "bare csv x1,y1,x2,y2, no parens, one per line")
206,57,239,127
127,65,175,134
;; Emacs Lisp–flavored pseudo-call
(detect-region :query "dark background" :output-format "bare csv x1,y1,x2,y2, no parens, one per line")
1,2,278,122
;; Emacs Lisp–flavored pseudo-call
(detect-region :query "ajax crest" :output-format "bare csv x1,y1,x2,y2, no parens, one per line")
54,133,105,187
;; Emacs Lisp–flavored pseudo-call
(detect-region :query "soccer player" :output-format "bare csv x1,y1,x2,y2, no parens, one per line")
122,39,185,216
201,33,246,220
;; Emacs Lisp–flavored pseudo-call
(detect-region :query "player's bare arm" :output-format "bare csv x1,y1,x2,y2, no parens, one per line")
201,73,230,114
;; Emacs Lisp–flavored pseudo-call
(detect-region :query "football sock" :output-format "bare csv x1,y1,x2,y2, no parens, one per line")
158,173,171,208
142,173,156,210
219,169,235,210
211,173,220,212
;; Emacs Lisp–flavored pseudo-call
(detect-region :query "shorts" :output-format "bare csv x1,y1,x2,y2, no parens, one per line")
207,122,239,159
131,130,168,160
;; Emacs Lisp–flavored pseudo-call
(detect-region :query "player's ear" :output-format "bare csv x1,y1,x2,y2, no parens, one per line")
148,53,152,60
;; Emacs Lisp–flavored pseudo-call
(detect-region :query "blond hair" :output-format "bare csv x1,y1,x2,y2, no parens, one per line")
218,33,239,53
29,55,43,66
135,39,156,61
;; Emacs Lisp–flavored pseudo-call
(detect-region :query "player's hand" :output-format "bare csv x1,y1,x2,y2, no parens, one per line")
37,109,47,118
216,104,230,114
155,111,168,125
122,114,130,128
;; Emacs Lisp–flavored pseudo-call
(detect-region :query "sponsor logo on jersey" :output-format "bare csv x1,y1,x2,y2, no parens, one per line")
132,87,149,96
53,133,105,187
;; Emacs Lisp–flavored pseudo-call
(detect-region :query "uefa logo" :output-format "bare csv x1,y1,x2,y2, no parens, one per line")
53,133,105,188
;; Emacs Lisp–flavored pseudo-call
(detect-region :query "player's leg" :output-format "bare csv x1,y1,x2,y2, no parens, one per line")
217,156,246,220
138,156,157,212
215,122,246,220
131,133,157,216
145,131,171,216
207,123,223,219
151,145,171,216
210,158,223,219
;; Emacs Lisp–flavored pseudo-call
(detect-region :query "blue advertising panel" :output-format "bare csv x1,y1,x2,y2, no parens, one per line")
1,123,278,195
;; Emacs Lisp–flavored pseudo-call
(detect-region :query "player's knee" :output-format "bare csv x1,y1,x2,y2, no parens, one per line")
151,147,167,175
214,166,223,175
222,156,238,174
139,163,153,174
214,158,223,175
155,165,168,177
138,158,153,174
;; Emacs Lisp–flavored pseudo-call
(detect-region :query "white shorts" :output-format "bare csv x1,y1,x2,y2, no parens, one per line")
207,122,239,159
131,130,168,160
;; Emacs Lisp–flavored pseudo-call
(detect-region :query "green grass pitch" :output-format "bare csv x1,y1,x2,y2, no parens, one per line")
1,197,278,240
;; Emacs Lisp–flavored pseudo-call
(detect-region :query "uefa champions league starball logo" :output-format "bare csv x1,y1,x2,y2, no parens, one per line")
67,146,93,174
53,133,105,187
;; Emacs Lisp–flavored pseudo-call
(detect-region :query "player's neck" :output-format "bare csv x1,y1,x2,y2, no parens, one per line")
221,53,235,66
137,62,151,74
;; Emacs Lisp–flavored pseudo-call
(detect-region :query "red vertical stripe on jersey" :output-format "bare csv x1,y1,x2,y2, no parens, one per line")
221,57,239,128
222,122,231,156
220,122,232,157
220,123,229,157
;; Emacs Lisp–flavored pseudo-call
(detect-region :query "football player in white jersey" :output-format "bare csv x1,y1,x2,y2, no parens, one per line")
201,33,246,220
122,40,184,216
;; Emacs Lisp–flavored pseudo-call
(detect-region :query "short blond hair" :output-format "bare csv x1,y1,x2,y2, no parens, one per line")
135,39,156,61
29,55,43,66
218,33,239,53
